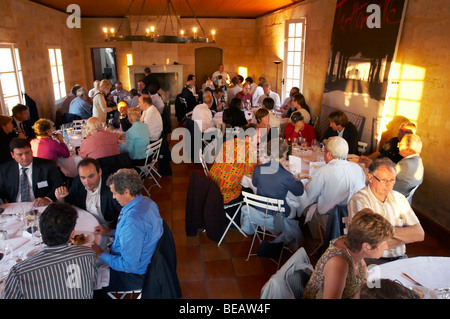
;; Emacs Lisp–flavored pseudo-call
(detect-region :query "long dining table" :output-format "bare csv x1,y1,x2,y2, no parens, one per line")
0,202,110,295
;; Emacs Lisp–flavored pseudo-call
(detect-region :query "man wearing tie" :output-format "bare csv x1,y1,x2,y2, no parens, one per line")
11,104,35,140
0,138,62,206
256,83,281,109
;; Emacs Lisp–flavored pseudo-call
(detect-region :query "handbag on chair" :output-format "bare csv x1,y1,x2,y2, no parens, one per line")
256,203,284,259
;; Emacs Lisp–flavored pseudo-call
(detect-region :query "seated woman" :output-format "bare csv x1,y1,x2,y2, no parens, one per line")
303,209,394,299
125,107,150,166
284,111,317,146
0,115,17,164
209,136,257,206
78,117,120,159
30,118,70,162
289,92,311,124
393,134,424,198
222,97,248,128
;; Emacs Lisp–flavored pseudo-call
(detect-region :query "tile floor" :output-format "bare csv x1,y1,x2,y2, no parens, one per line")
145,116,450,299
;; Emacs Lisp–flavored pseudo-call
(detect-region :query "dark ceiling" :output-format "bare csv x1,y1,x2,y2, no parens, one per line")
30,0,304,19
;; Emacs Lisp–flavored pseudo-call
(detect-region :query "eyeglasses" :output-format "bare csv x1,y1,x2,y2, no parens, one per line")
372,174,396,185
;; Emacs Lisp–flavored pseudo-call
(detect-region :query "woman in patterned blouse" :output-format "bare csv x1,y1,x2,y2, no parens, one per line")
303,208,394,299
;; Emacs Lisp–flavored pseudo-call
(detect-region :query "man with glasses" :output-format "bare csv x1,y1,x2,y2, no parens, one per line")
348,158,425,264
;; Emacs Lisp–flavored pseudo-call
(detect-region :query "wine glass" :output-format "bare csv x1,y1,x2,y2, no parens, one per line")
300,137,307,150
0,230,13,263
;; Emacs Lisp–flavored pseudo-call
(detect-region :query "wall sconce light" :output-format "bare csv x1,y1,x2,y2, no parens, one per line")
193,27,198,39
211,29,216,41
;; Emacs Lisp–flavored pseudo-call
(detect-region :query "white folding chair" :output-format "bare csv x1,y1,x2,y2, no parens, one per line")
218,200,246,247
137,138,163,196
199,148,210,177
241,191,286,268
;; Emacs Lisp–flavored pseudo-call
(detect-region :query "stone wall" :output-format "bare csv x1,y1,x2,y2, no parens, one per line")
0,0,86,120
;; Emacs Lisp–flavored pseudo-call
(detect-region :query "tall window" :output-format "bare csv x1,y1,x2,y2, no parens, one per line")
0,44,25,115
48,48,66,100
283,19,306,101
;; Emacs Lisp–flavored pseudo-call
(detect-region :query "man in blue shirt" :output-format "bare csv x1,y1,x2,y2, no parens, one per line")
68,87,92,119
90,168,163,296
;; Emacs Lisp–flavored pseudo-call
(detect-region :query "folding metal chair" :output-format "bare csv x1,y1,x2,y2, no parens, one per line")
242,191,286,268
217,200,246,246
137,138,163,196
72,119,88,130
199,148,210,177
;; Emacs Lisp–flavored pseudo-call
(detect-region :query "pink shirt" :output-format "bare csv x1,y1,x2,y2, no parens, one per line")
30,137,70,162
78,129,120,159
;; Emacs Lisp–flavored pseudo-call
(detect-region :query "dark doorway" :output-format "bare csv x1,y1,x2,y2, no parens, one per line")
91,48,118,84
195,47,222,91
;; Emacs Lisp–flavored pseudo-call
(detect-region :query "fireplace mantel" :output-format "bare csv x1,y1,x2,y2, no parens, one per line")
128,64,184,102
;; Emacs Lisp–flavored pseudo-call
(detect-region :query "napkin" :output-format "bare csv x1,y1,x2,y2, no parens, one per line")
289,155,302,174
4,221,22,237
309,161,326,175
5,237,30,250
95,264,110,289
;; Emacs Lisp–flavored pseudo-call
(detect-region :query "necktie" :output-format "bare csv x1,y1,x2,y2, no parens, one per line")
19,122,25,134
20,167,31,202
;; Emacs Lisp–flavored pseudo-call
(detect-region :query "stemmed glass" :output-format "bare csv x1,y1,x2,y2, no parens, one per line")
0,230,13,263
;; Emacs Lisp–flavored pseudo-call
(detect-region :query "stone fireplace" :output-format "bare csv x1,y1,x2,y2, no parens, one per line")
128,64,184,103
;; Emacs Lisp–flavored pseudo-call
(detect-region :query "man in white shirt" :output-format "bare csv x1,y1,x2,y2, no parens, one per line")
348,157,425,263
252,77,266,106
54,158,121,227
139,94,163,142
110,82,130,102
305,136,366,238
211,64,230,87
257,83,281,109
192,91,215,133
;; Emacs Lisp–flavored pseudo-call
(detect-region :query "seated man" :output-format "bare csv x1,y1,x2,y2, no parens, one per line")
361,120,416,164
90,168,163,295
192,91,216,133
139,94,163,142
68,87,92,119
55,157,121,228
394,134,424,199
323,110,359,155
256,83,281,109
0,138,62,206
181,75,199,113
1,202,98,299
305,136,366,238
240,139,304,249
348,158,425,264
11,103,35,140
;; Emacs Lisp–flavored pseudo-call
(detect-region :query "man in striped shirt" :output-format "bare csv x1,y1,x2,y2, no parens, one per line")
2,203,97,299
348,158,425,264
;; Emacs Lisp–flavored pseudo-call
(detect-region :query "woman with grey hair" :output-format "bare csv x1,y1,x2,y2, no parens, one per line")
91,168,163,297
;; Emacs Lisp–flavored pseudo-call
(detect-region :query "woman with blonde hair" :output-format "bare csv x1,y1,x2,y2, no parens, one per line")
30,118,70,162
92,79,117,124
303,208,394,299
125,107,149,166
78,117,120,159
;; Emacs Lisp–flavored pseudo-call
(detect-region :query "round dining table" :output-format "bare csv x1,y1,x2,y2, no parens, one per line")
0,201,109,295
367,256,450,299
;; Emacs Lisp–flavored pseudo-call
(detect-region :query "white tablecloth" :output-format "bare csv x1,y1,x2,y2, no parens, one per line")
58,154,83,178
367,256,450,298
0,202,107,294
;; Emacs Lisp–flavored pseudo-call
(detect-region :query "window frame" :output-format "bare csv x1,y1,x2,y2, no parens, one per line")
48,47,66,103
0,43,25,115
282,19,306,102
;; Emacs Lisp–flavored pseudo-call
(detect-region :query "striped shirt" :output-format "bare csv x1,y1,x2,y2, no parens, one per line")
2,244,97,299
348,186,420,258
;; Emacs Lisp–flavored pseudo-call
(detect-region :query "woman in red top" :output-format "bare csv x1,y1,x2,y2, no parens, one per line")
284,111,317,146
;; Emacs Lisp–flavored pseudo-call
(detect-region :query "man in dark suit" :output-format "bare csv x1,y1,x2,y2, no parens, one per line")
323,110,359,155
0,138,62,206
11,104,36,140
55,157,121,228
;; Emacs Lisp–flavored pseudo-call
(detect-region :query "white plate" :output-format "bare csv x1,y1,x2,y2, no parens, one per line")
71,231,94,246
